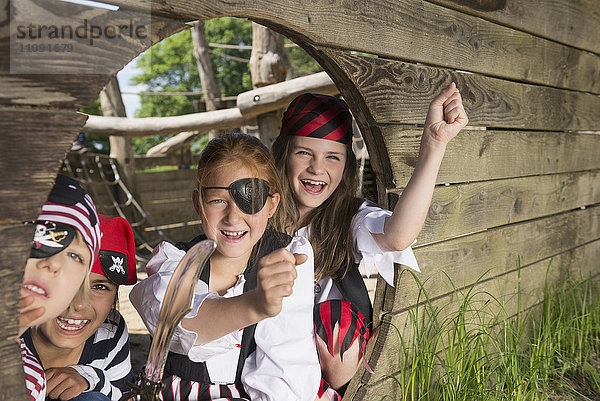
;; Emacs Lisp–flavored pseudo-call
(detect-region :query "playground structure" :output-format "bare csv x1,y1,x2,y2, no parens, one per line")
2,0,600,399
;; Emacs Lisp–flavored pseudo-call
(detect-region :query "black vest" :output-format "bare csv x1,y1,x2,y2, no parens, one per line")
161,230,292,399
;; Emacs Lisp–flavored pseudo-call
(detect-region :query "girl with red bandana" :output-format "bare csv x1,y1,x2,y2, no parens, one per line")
271,83,468,400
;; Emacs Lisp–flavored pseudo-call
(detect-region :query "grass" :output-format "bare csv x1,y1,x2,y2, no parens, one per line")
383,262,600,401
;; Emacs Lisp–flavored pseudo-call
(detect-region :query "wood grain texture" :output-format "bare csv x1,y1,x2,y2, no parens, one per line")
0,108,88,222
393,206,600,316
429,0,600,54
361,239,600,386
325,50,600,130
385,129,600,186
0,1,185,107
413,170,600,244
0,224,38,401
109,0,600,93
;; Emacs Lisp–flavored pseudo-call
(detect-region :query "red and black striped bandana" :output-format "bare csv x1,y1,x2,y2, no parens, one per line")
279,93,353,146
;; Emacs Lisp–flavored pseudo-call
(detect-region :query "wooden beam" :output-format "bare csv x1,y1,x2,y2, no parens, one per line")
324,50,600,130
82,71,337,137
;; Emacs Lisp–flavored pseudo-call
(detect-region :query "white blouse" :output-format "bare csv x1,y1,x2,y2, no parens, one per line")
298,201,420,304
129,236,320,401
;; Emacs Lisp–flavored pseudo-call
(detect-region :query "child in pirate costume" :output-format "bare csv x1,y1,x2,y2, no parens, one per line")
19,174,102,401
271,84,469,399
22,214,137,401
130,133,320,401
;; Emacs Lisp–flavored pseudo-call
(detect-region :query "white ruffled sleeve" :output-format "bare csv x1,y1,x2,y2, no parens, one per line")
352,203,420,287
241,236,320,401
129,241,222,361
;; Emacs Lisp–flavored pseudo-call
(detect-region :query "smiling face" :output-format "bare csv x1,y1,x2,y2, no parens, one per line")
21,232,91,327
32,272,117,353
194,163,280,267
286,136,347,219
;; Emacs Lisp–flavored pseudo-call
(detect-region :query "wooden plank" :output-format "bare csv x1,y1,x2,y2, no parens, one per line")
322,50,600,130
391,206,600,316
141,199,198,227
0,1,185,107
413,170,600,244
358,239,600,386
136,169,197,186
428,0,600,54
0,108,88,223
135,154,201,170
0,224,37,401
385,129,600,186
110,0,600,94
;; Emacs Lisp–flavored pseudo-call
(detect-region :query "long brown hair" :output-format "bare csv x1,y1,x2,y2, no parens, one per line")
271,135,361,280
195,133,286,232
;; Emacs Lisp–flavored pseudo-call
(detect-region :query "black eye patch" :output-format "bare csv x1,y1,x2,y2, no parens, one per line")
202,178,273,215
30,221,77,259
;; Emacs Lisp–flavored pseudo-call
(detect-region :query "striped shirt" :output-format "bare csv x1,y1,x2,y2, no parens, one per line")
20,339,45,401
22,309,133,401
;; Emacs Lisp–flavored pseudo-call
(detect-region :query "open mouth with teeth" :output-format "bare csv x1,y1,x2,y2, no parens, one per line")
23,283,48,298
301,179,327,195
220,230,248,241
56,316,90,332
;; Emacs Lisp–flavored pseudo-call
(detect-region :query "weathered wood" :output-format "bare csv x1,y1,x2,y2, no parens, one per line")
413,170,600,244
134,154,202,170
361,239,600,386
0,224,37,401
1,2,186,107
250,22,291,145
385,129,600,186
395,206,600,316
84,71,337,137
323,50,600,130
191,20,222,142
0,108,88,222
429,0,600,54
108,0,600,94
237,71,337,116
146,131,207,156
141,199,198,227
84,107,251,137
100,76,138,198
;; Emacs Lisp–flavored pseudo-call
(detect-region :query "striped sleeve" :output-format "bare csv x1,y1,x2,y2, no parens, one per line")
70,310,134,401
20,339,46,401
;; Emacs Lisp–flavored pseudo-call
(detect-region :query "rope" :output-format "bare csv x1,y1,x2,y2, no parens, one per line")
61,152,173,262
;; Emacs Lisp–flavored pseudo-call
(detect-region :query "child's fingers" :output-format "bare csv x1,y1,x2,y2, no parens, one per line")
260,247,296,265
20,294,34,309
20,306,45,328
293,253,308,266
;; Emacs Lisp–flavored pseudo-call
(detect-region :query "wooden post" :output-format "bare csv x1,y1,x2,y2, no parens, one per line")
249,22,291,147
191,20,221,148
99,76,138,199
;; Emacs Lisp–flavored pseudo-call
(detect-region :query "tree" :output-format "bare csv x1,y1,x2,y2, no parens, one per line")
127,17,323,154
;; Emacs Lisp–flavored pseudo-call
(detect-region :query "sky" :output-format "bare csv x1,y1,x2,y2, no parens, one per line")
116,56,145,118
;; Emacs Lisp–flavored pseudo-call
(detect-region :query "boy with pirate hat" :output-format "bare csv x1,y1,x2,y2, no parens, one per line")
22,214,138,401
18,173,101,401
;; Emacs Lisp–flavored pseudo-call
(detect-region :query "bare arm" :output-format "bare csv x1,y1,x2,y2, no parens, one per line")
181,249,306,345
373,82,468,251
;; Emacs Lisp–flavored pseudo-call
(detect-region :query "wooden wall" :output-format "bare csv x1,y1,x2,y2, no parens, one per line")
1,0,599,399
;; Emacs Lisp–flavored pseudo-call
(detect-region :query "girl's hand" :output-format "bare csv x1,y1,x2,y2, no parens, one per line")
45,367,89,400
422,82,469,148
18,294,45,335
250,248,306,318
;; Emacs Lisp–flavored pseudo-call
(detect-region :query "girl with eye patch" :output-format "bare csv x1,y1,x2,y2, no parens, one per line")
130,133,320,401
271,84,468,400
